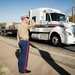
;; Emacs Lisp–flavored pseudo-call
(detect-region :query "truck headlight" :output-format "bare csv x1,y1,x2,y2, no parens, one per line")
66,31,72,35
62,30,71,35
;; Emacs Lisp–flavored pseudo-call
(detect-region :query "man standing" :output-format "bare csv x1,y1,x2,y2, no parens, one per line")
17,15,35,73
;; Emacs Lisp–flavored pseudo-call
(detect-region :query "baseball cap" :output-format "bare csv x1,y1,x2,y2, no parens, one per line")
21,15,29,19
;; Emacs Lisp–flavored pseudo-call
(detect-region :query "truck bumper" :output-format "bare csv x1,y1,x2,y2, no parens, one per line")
60,35,75,45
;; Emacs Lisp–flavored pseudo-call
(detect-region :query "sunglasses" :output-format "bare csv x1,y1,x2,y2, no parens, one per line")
26,17,29,19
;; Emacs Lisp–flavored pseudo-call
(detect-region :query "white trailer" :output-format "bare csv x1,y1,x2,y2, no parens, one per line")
28,8,75,46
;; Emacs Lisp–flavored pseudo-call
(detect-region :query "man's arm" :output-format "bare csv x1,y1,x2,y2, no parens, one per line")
17,31,20,43
27,20,35,29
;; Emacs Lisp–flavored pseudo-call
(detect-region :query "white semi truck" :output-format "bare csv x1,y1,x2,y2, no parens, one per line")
28,8,75,46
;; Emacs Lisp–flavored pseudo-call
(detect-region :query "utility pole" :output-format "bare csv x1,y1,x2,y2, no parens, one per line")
72,7,74,22
74,0,75,22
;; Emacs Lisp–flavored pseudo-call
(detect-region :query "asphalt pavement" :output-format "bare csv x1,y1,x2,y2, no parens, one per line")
0,36,75,75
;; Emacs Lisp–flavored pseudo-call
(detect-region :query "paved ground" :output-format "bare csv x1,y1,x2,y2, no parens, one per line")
0,36,75,75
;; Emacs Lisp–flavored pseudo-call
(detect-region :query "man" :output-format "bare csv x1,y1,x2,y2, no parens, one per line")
17,15,35,73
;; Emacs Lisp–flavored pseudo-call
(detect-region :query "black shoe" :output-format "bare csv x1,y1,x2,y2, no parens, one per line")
19,69,31,74
19,71,25,74
26,69,31,73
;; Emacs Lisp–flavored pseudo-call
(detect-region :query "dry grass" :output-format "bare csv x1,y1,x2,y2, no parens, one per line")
0,61,13,75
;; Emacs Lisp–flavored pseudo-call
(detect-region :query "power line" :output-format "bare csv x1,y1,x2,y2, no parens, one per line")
50,0,60,7
50,0,73,14
57,0,67,8
44,0,45,7
64,7,75,14
51,0,65,8
66,10,72,13
64,7,72,12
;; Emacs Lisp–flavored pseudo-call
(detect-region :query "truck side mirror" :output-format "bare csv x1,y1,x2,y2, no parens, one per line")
67,17,69,22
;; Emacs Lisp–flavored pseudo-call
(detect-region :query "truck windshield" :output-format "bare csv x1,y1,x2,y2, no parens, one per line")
50,13,66,21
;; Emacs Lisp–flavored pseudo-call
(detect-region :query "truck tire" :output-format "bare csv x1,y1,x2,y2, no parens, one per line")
1,32,4,36
4,32,7,36
50,33,61,46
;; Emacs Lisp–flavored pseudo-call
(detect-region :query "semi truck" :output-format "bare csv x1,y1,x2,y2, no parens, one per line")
0,22,20,36
29,8,75,46
1,7,75,46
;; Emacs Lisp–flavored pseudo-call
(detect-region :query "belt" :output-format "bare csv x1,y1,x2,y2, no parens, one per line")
20,38,28,41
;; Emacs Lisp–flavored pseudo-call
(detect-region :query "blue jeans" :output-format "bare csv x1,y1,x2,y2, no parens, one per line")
18,40,29,73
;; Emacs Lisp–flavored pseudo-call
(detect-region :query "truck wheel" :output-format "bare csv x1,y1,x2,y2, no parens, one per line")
1,32,4,36
50,33,61,46
4,32,7,36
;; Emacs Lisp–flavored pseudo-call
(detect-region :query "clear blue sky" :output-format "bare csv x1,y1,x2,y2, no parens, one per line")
0,0,74,22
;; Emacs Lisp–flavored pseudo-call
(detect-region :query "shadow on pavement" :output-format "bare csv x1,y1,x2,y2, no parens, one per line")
15,49,20,60
15,49,20,73
30,39,75,52
15,42,71,75
30,42,71,75
61,44,75,52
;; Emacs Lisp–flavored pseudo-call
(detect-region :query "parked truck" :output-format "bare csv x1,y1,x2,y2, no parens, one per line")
0,22,20,36
1,7,75,46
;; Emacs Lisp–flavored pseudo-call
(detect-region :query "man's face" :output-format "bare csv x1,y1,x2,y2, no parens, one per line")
25,17,29,23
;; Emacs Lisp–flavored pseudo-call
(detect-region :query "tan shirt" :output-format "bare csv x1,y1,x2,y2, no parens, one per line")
17,20,35,42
